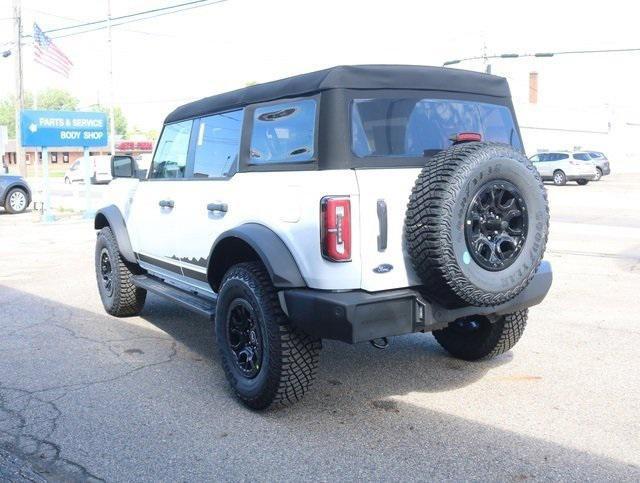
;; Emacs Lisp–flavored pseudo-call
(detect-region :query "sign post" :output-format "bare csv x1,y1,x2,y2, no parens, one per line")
41,146,52,222
82,146,93,218
20,110,108,221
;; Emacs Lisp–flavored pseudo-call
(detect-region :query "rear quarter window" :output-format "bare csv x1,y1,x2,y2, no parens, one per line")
249,99,317,165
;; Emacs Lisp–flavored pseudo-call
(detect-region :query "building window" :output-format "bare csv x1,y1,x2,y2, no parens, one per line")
63,152,69,163
51,153,58,163
25,153,31,162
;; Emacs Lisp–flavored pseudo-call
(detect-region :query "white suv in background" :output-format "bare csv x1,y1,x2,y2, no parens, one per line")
529,151,598,186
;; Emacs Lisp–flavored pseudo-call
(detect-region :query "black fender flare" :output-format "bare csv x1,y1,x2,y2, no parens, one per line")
94,205,137,264
208,223,306,291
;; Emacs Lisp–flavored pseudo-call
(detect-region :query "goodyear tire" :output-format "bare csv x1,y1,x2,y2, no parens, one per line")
433,310,528,361
406,142,549,308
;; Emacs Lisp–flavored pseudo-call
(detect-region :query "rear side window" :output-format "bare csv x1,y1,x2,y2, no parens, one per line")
538,153,568,161
150,120,193,179
249,99,316,165
573,153,591,161
192,110,244,178
351,98,522,158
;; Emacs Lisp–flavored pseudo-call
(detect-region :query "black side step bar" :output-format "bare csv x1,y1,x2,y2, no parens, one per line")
132,275,217,319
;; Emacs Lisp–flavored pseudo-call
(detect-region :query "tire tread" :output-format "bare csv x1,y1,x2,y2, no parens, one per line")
405,142,549,307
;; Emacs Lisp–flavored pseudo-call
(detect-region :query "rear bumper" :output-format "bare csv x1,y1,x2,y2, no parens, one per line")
283,261,553,344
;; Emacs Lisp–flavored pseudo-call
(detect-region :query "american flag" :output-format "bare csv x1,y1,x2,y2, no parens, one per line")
33,23,73,77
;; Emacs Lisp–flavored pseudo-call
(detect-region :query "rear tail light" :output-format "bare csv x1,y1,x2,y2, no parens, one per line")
321,196,351,262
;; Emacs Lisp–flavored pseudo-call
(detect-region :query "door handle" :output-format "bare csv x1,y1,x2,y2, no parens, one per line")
207,202,228,213
377,199,387,251
158,199,174,209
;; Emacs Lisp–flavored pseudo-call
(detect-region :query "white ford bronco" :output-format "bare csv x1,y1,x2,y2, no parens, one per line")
94,65,552,409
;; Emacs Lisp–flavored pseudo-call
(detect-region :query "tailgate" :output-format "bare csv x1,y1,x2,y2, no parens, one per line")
355,168,423,292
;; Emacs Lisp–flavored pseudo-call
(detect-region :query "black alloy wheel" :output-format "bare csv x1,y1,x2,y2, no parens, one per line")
464,180,528,272
100,247,114,297
225,298,264,379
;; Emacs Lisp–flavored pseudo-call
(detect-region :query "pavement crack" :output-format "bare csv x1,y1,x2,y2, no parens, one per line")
0,384,104,482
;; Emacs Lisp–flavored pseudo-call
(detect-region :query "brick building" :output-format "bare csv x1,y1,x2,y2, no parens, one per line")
2,139,154,176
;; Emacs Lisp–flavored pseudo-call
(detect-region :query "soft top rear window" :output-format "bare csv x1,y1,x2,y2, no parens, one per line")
351,98,522,159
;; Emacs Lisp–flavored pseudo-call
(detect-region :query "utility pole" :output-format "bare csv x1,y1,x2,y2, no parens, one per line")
107,0,116,155
13,0,25,176
482,41,491,74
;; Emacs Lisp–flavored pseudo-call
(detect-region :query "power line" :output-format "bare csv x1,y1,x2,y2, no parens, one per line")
24,7,175,38
443,47,640,66
40,0,228,39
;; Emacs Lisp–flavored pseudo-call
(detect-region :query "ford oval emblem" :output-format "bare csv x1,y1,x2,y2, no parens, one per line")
373,264,394,274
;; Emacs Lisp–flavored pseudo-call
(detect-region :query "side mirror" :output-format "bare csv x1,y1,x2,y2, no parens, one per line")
111,155,136,178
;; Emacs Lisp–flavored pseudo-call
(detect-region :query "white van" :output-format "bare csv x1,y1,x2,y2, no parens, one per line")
64,155,114,185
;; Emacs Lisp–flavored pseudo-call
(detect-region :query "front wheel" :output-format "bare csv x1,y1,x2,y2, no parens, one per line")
433,310,528,361
4,188,28,214
576,179,589,186
215,262,321,409
95,227,146,316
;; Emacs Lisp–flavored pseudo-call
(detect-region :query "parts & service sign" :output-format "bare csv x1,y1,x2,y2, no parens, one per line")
20,110,109,147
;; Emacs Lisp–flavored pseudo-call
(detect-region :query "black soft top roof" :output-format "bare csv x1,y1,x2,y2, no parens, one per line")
164,64,511,124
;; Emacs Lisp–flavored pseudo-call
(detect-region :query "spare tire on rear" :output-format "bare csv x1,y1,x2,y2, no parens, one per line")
405,142,549,308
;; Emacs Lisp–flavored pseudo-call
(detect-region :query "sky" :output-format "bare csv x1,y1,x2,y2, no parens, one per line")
1,0,639,133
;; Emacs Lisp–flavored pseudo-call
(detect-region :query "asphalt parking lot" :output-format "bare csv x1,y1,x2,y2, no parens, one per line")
1,173,639,482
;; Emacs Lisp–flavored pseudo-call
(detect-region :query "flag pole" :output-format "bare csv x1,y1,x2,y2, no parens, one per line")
32,27,40,180
107,0,116,155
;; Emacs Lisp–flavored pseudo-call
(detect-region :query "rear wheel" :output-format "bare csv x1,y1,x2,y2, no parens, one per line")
4,188,28,214
215,262,321,409
553,170,567,186
576,179,589,186
433,310,528,361
95,227,146,316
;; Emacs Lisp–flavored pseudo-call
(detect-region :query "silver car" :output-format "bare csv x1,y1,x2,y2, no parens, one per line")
586,151,611,180
529,151,598,186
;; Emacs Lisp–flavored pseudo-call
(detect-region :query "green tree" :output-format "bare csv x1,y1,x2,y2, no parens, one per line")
0,92,34,137
37,88,79,111
128,125,158,140
90,105,127,136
